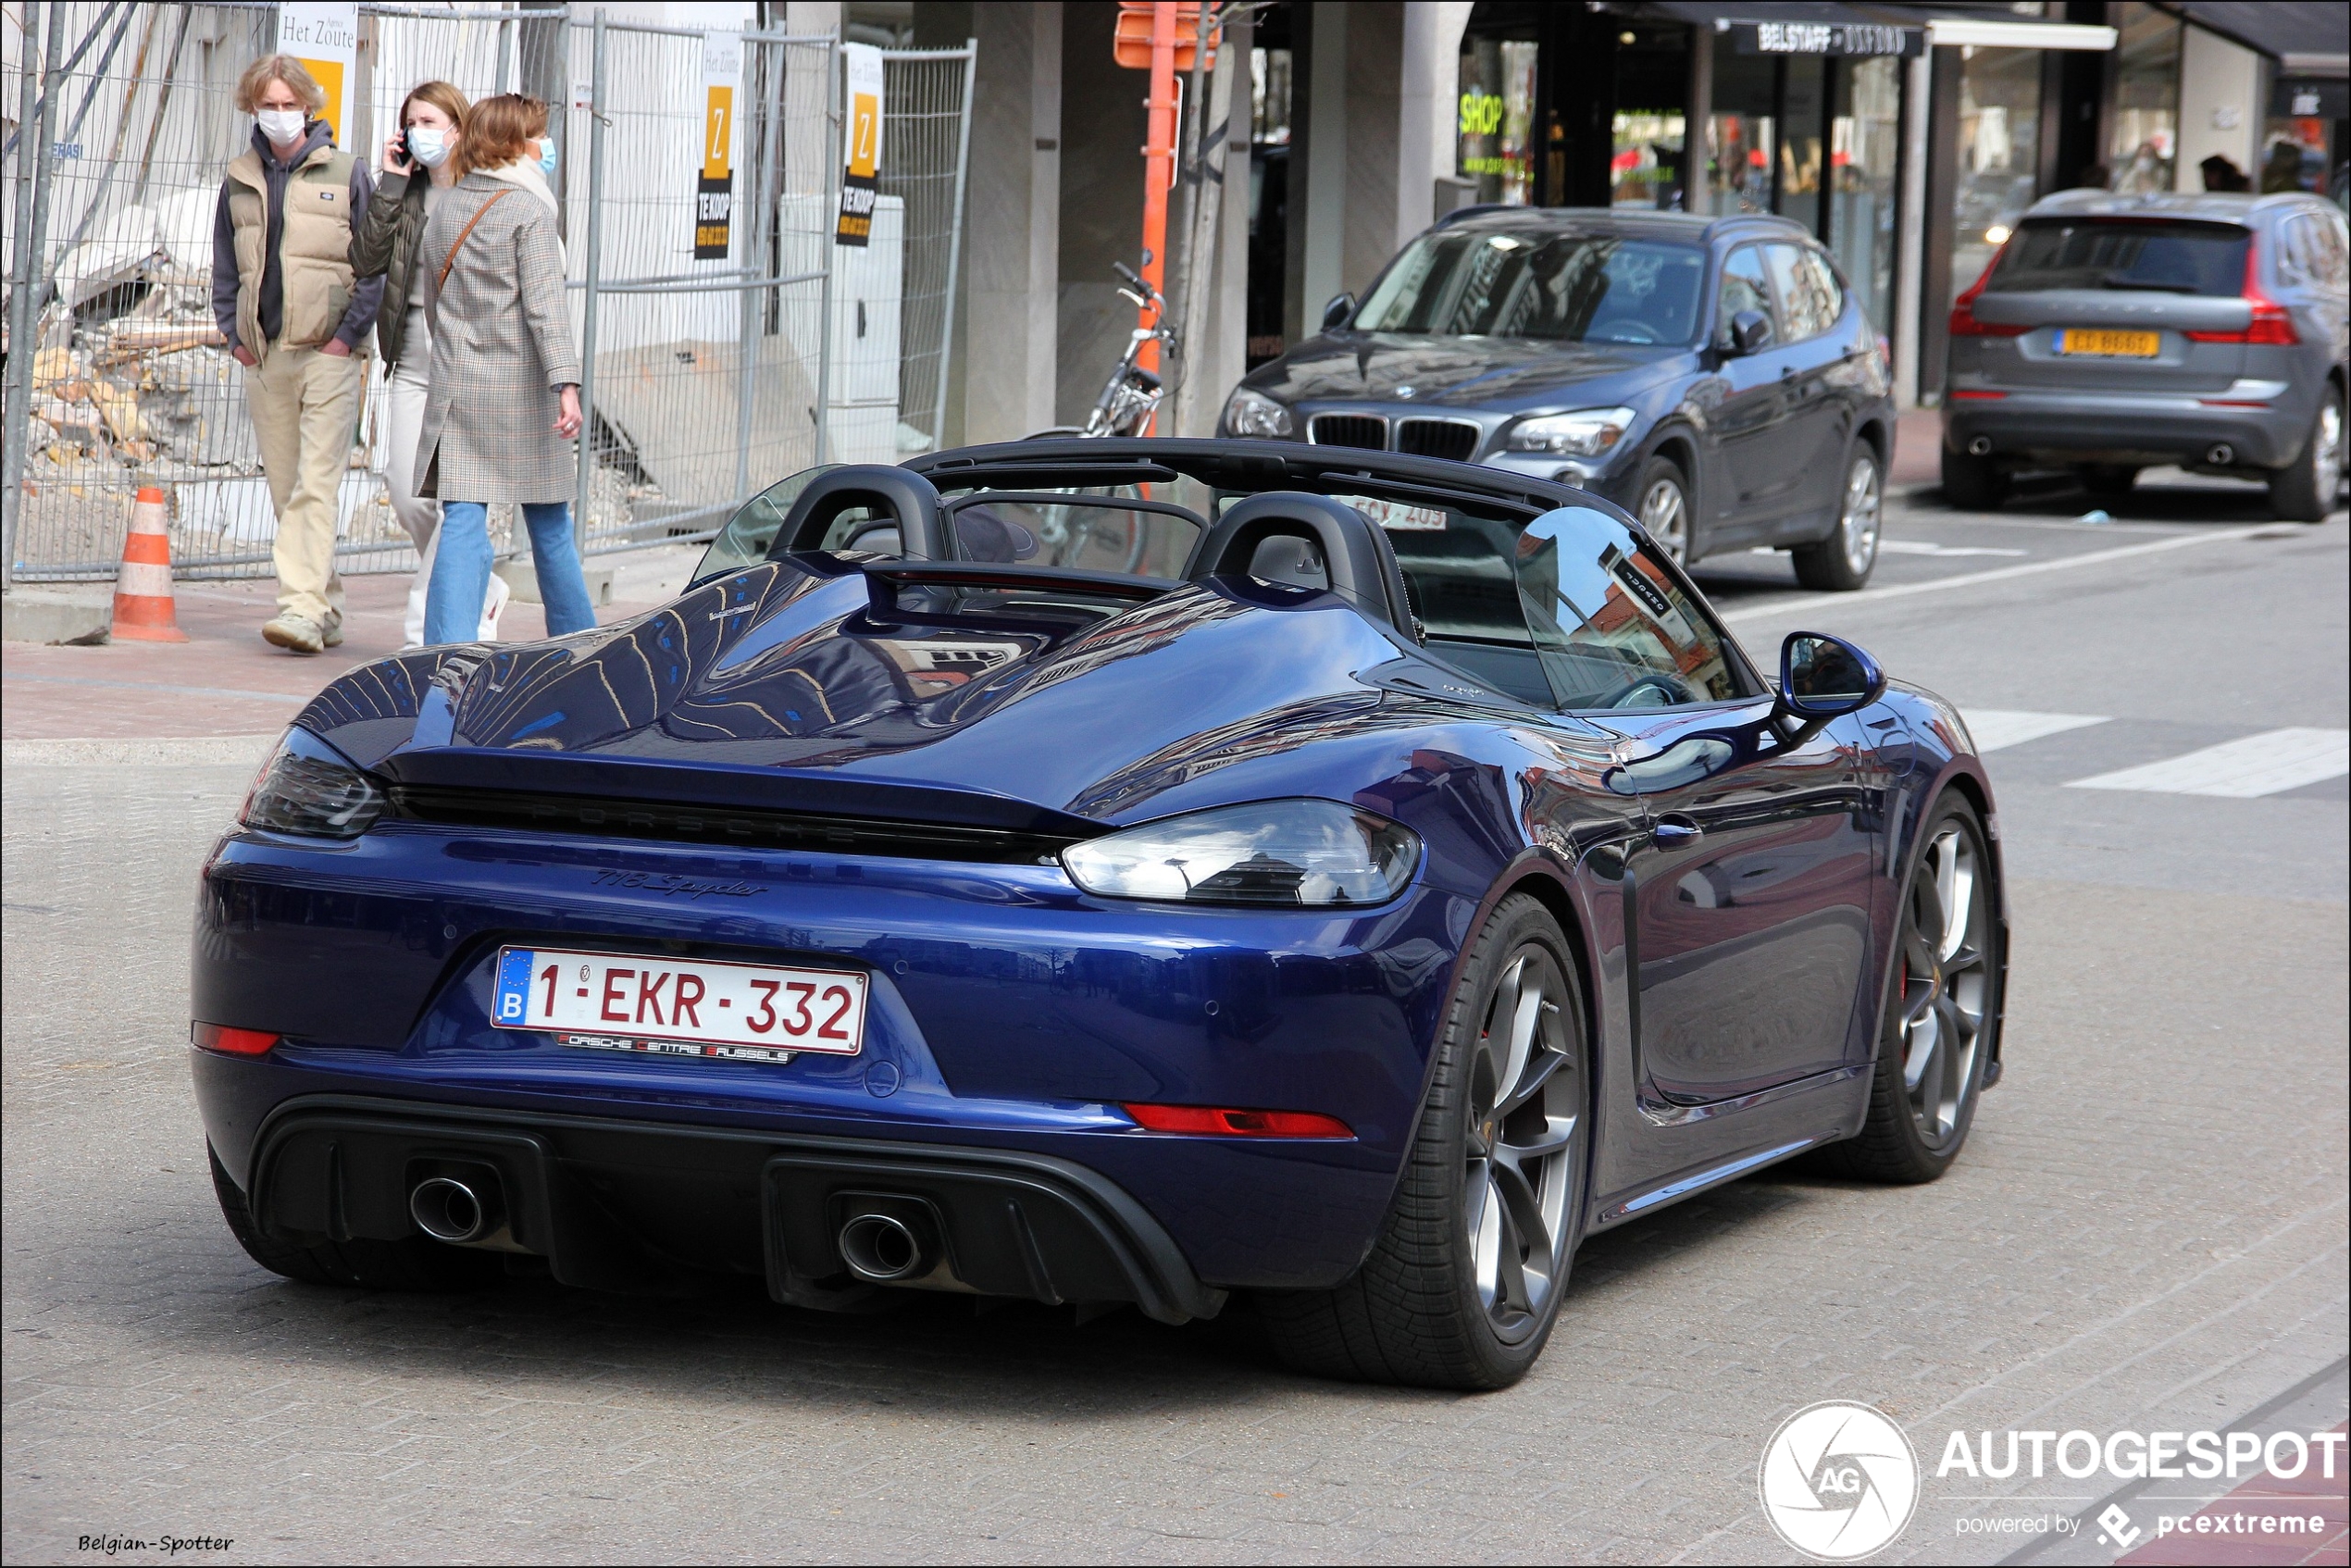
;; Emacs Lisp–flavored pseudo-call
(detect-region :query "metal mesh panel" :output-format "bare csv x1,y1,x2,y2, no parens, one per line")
2,9,973,582
0,2,567,580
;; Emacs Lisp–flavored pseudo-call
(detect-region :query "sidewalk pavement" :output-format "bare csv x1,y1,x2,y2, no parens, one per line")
3,561,686,743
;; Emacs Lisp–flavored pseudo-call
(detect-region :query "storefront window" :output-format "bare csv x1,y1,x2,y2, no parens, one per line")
1951,46,2042,302
2105,2,2180,193
1613,112,1687,209
1832,56,1901,336
2263,75,2344,200
1710,44,1776,217
1459,38,1539,205
1779,56,1827,230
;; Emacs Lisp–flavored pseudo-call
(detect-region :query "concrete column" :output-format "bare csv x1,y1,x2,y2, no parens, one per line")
1292,2,1349,336
2176,23,2262,188
1054,3,1142,428
1204,10,1254,429
962,1,1063,442
1341,3,1403,295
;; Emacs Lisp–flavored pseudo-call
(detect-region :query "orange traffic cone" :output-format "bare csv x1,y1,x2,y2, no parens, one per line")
111,485,189,642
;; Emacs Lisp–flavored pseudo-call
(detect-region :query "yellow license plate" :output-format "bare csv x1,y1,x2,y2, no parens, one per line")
2057,329,2160,357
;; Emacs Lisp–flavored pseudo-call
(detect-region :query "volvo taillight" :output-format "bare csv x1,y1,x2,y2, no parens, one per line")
2185,243,2300,345
1948,250,2027,338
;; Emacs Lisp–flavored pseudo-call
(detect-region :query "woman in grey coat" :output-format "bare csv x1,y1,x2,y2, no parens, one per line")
416,93,595,645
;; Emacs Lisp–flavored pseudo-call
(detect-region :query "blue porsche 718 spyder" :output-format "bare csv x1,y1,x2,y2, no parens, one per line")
193,438,2006,1390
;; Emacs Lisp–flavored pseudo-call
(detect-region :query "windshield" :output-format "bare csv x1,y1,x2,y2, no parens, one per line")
1352,231,1706,344
1989,218,2251,294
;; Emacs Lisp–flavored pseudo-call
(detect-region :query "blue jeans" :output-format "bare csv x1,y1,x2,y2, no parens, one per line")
425,501,597,645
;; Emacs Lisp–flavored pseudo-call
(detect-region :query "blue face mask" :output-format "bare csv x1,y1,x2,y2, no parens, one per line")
538,136,558,178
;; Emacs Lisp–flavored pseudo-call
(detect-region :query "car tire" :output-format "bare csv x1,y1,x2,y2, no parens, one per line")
1792,444,1884,591
1632,454,1694,565
2268,384,2345,523
1940,443,2008,510
1260,893,1588,1390
1810,797,2000,1185
208,1143,501,1291
2077,464,2140,499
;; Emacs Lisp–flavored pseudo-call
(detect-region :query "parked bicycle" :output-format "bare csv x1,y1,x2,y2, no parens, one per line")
1028,259,1177,441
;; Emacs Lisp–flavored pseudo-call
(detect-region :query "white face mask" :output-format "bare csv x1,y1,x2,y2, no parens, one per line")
255,108,307,145
407,126,450,168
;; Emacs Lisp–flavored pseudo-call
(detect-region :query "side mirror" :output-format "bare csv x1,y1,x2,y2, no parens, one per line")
1779,631,1885,718
1321,292,1356,332
1727,308,1775,357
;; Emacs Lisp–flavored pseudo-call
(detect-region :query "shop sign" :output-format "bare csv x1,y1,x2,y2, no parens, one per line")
1732,20,1920,58
695,29,740,261
276,3,359,145
836,43,884,247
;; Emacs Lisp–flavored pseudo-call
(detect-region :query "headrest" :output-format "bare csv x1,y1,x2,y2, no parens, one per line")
1184,491,1416,634
766,466,947,561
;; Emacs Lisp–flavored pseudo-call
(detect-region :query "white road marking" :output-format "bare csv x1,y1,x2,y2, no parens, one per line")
1878,541,2028,557
2066,728,2350,798
1719,524,2273,624
1959,709,2111,753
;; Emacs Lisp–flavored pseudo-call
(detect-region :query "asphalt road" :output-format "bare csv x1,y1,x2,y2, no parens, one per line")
5,472,2345,1565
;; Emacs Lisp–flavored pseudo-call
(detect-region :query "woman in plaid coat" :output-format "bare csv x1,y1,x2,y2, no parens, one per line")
415,93,596,645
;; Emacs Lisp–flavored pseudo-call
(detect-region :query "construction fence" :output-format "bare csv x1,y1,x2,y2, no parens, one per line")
0,3,974,583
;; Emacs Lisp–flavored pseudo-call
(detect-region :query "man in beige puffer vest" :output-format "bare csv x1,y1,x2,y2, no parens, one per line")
209,55,382,653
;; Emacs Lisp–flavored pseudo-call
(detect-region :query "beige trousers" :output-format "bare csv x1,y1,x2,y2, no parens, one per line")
246,342,363,626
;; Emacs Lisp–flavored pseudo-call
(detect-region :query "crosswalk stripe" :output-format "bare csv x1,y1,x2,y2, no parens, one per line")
1961,709,2111,753
2065,728,2350,798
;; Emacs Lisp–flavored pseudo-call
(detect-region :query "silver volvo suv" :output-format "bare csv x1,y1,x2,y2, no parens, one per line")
1941,190,2348,521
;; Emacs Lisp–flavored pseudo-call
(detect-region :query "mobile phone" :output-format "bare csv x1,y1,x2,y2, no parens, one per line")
396,127,414,167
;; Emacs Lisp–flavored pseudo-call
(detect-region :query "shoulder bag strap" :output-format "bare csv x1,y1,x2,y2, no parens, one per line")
430,187,516,322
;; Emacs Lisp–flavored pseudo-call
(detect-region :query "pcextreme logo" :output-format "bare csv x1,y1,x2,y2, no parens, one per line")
1760,1401,1922,1561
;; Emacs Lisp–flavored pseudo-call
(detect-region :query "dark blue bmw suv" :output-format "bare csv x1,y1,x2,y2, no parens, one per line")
1221,207,1898,590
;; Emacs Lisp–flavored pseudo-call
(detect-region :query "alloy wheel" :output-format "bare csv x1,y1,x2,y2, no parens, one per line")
1897,825,1989,1148
1639,477,1689,563
1840,453,1883,577
1463,945,1581,1344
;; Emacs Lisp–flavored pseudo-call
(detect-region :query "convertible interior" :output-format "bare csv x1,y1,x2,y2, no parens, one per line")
690,440,1747,713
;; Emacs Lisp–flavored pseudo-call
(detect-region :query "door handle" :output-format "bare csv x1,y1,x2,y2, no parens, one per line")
1651,815,1703,849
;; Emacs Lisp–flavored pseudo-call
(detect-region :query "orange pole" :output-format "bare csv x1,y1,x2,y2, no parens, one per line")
1138,0,1179,380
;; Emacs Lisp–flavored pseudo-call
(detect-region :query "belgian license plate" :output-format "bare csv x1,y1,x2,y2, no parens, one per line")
2057,329,2159,357
491,947,867,1060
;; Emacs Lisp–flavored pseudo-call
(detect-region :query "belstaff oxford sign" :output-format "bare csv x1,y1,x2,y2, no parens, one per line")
1731,19,1921,57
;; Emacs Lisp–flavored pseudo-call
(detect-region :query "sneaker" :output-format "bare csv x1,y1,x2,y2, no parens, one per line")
262,612,325,654
323,615,344,648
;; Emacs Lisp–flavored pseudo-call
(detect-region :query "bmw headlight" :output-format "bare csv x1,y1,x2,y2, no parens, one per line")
240,727,386,839
1061,799,1420,907
1504,406,1637,456
1224,387,1295,439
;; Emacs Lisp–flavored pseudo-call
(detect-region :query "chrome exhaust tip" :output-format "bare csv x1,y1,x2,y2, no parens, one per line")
1966,435,1994,457
838,1211,934,1282
2206,442,2234,467
410,1176,493,1244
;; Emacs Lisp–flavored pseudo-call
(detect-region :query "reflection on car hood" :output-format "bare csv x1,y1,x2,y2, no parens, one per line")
294,559,1549,830
1247,332,1685,411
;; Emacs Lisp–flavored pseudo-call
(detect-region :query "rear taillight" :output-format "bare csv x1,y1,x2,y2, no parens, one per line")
1123,1102,1354,1139
2185,244,2299,345
193,1023,280,1056
1949,250,2027,338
